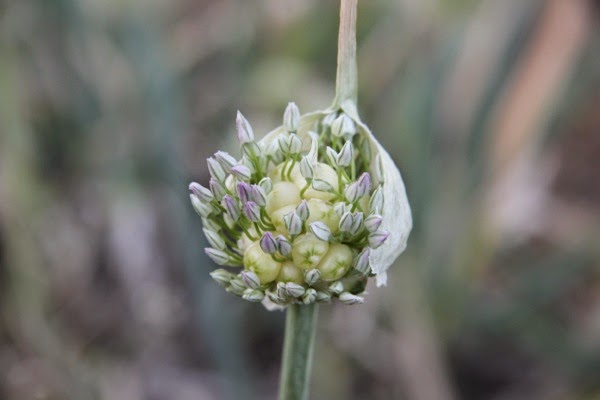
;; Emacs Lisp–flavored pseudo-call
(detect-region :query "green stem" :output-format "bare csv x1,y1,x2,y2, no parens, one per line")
278,304,319,400
333,0,358,109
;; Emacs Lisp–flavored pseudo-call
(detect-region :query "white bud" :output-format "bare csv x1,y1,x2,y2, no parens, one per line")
284,211,303,236
236,111,254,144
300,157,314,179
258,177,273,194
309,221,332,242
205,248,232,266
316,291,332,302
288,134,302,155
214,151,237,172
240,270,261,289
210,269,234,287
325,146,339,167
189,182,213,203
353,248,370,274
296,200,310,221
207,158,227,182
302,288,317,304
191,194,213,218
230,165,252,181
339,292,364,305
285,282,306,298
283,102,300,132
364,214,383,232
203,228,226,250
339,212,354,233
369,186,384,214
331,114,356,138
350,212,363,235
337,141,354,167
328,281,344,294
304,269,321,286
312,179,336,193
242,288,265,302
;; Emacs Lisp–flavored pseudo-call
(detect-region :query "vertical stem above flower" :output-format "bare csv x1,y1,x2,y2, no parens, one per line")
333,0,358,109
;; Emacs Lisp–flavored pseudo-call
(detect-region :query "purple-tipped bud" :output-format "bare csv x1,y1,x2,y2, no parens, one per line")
222,195,240,221
296,200,310,221
369,186,384,213
364,214,383,232
240,270,261,289
214,151,237,172
350,212,364,235
344,182,360,203
205,248,231,265
339,212,354,233
189,182,213,203
356,172,371,197
236,111,254,144
236,182,251,203
284,211,303,236
243,201,261,222
203,228,226,250
339,292,364,305
300,157,314,179
283,102,300,132
309,221,332,242
337,141,354,167
250,185,267,206
230,165,252,181
325,146,338,167
260,232,278,254
368,230,390,249
207,158,227,182
276,235,292,257
209,178,227,200
258,177,273,194
353,248,370,275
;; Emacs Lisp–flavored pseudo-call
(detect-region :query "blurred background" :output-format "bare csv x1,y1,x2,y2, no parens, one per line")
1,0,599,399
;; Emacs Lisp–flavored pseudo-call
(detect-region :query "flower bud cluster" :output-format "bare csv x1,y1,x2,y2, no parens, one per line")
190,103,390,307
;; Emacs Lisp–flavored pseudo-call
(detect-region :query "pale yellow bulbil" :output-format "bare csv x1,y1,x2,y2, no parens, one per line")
277,261,304,284
270,204,297,233
305,199,340,233
291,233,330,270
317,243,354,281
265,182,301,216
243,242,282,284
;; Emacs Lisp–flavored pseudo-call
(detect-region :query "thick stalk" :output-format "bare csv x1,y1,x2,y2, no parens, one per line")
278,304,318,400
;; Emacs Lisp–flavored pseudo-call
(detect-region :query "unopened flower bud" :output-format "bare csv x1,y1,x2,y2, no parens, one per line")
350,212,363,235
300,157,314,179
328,281,344,294
364,214,383,232
369,186,383,214
356,172,371,197
284,211,303,236
205,248,233,266
243,201,261,222
283,102,300,132
203,228,226,250
230,165,252,181
304,269,321,286
202,217,221,233
288,134,302,155
333,202,350,217
309,221,332,242
250,185,267,206
276,282,288,299
210,269,234,287
331,114,356,138
322,112,337,128
276,235,292,257
285,282,306,298
260,232,278,254
325,146,339,167
214,151,237,172
337,141,354,167
344,182,360,203
316,291,332,302
242,289,265,302
222,195,240,221
303,288,317,304
242,141,261,159
368,230,390,249
277,134,290,154
296,200,310,221
353,248,370,275
209,178,227,200
189,182,213,203
258,177,273,194
240,270,261,289
191,194,213,218
237,182,251,203
207,157,227,182
229,278,246,295
236,111,254,144
339,292,364,305
312,179,336,193
339,212,354,233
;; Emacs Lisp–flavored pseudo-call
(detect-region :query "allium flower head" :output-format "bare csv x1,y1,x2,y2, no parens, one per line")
190,103,411,309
